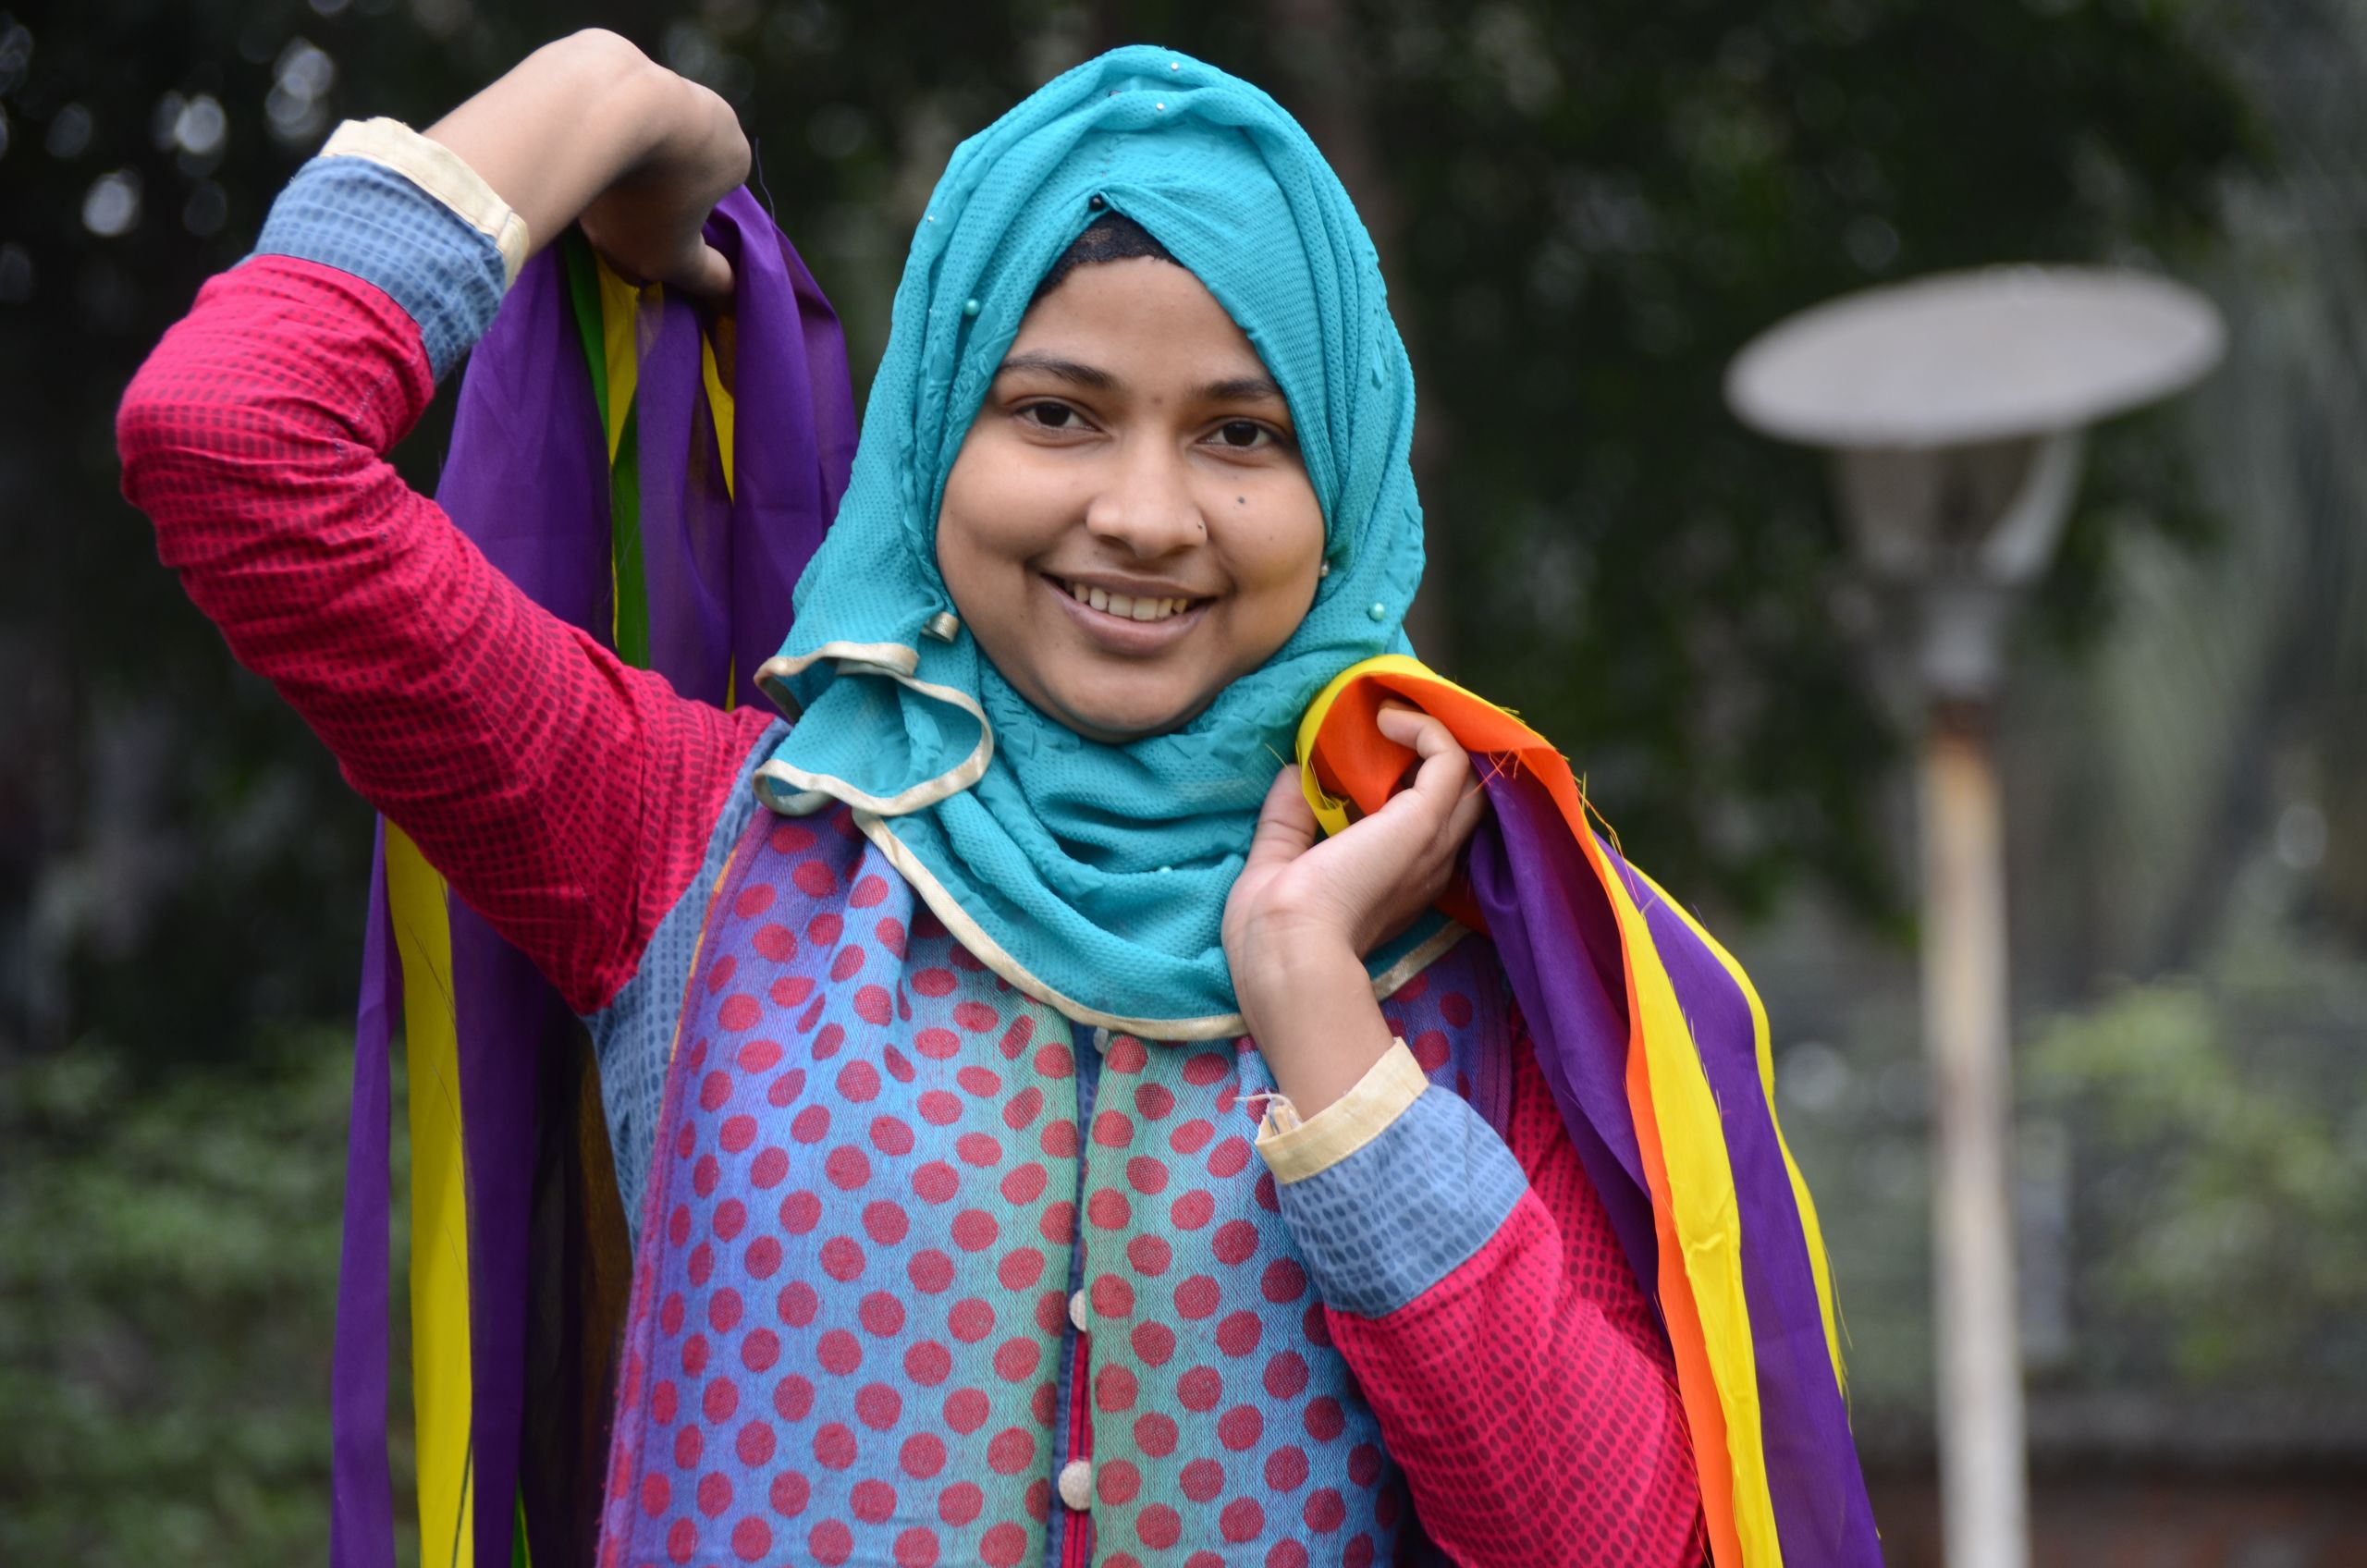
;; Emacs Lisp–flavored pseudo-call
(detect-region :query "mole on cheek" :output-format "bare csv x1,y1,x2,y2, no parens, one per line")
1235,496,1246,506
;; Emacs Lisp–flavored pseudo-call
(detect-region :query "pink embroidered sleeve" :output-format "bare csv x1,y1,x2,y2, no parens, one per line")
117,255,769,1013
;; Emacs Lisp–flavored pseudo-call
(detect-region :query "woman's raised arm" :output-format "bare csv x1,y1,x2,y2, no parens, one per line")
117,32,771,1016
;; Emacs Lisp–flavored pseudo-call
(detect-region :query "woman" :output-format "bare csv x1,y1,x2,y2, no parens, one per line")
118,30,1796,1567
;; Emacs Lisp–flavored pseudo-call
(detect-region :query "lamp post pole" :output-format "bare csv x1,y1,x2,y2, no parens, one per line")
1725,265,2222,1568
1920,697,2027,1568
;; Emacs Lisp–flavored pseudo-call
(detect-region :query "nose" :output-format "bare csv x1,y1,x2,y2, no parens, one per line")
1083,440,1204,558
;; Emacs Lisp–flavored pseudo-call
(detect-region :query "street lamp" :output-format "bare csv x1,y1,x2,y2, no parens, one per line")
1725,266,2224,1568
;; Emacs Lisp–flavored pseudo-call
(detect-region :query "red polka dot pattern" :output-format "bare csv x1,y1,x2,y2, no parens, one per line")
599,821,1078,1568
1079,1024,1411,1561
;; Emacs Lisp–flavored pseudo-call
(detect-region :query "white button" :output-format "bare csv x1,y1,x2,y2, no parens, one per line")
1058,1458,1094,1511
1069,1291,1088,1332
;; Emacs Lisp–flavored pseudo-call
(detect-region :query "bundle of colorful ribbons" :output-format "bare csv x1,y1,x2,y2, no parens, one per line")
332,194,853,1568
331,194,1881,1568
1297,657,1882,1566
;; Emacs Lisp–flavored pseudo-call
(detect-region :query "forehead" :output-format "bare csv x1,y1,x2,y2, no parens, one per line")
1005,259,1275,388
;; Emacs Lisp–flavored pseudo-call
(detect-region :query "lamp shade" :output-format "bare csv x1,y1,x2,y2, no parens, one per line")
1725,265,2223,451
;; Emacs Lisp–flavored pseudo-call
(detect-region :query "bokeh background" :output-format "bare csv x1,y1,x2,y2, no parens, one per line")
5,0,2365,1562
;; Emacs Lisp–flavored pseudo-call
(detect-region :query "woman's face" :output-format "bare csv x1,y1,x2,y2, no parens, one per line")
936,258,1326,743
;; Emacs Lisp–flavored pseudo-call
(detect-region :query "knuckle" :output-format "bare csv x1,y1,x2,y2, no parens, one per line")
562,28,651,79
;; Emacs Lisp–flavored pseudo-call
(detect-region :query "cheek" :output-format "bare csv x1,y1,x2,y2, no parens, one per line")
1223,489,1327,623
937,438,1062,599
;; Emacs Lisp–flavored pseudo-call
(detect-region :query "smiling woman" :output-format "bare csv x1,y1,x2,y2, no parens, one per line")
110,31,1846,1568
938,247,1325,742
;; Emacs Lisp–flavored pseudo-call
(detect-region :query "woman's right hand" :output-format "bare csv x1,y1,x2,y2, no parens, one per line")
425,30,750,300
575,56,749,299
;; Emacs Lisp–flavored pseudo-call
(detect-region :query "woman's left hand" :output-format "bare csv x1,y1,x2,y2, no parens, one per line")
1220,704,1487,1112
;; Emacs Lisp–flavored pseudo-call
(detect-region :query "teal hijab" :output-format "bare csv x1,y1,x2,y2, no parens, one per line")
754,44,1441,1037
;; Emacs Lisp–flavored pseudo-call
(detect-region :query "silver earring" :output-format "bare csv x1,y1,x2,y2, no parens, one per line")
1318,562,1331,578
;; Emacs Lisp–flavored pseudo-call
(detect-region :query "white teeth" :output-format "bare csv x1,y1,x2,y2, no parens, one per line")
1061,581,1193,621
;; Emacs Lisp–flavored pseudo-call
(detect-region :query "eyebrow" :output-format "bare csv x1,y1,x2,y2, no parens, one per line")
994,351,1287,407
996,351,1116,392
1197,374,1287,405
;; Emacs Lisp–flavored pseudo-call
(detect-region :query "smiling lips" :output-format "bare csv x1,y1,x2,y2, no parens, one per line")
1052,575,1204,623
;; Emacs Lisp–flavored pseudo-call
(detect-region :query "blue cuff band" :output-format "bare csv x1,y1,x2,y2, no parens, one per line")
251,154,508,380
1275,1085,1529,1318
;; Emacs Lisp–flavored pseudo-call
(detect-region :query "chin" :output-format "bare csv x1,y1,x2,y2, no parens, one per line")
1049,683,1206,744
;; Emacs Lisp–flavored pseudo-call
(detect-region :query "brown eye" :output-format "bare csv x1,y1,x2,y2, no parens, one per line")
1023,402,1079,430
1216,420,1268,448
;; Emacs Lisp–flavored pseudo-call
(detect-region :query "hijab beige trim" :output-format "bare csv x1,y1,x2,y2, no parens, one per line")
852,806,1466,1041
753,646,993,817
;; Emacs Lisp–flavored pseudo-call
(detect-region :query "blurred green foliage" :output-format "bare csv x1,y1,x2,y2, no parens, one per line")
1361,0,2256,919
2027,925,2367,1388
0,1030,418,1565
1762,895,2367,1417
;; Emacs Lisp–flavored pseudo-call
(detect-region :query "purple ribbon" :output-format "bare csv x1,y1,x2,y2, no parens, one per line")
329,831,396,1568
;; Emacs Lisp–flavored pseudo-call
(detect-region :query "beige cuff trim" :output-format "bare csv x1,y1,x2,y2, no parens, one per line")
1257,1040,1429,1185
322,116,531,284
